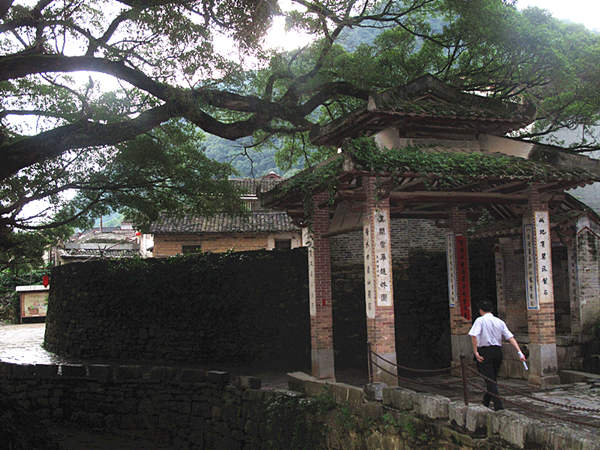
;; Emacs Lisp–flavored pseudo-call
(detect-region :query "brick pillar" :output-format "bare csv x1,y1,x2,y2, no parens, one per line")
362,177,397,385
522,186,559,387
574,216,600,336
307,192,335,379
447,208,473,372
494,240,506,320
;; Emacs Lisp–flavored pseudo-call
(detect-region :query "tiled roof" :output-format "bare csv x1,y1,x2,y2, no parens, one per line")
311,74,536,146
230,178,282,195
150,212,299,234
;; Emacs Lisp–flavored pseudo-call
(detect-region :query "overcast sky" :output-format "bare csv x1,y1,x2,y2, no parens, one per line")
517,0,600,32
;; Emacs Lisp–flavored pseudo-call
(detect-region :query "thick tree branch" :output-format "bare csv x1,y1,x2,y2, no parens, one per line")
0,103,173,180
0,54,173,100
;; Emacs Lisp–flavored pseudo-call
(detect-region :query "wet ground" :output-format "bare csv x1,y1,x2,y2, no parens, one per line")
1,323,599,444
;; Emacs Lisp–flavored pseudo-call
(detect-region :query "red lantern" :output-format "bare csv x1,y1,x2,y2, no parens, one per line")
42,275,50,287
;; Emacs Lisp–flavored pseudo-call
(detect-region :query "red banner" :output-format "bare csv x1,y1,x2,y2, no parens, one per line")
455,235,471,321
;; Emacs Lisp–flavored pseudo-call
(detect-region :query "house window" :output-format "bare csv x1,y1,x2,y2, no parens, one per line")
275,239,292,250
182,245,202,255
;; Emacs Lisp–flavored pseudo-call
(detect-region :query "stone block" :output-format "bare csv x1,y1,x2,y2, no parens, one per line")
179,369,207,383
304,379,330,397
361,401,383,420
207,370,230,386
413,393,449,420
238,376,261,390
346,385,365,409
286,371,313,393
465,405,488,434
114,365,143,380
61,364,86,378
489,410,532,449
149,366,178,382
35,364,59,378
382,387,415,411
11,364,35,378
448,401,467,429
364,382,386,401
87,364,112,382
0,361,13,379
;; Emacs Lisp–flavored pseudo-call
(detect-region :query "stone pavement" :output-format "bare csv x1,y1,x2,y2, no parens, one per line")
0,322,72,364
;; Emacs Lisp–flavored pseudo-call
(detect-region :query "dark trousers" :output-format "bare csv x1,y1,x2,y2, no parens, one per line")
477,346,503,409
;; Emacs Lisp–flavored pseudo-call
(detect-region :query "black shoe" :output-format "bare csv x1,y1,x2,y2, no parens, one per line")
494,405,504,411
482,401,492,409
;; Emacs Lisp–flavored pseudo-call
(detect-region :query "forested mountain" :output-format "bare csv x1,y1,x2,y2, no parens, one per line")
202,25,390,178
202,135,297,178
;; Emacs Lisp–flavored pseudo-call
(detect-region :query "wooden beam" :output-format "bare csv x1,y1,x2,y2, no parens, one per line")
390,211,449,219
389,191,528,204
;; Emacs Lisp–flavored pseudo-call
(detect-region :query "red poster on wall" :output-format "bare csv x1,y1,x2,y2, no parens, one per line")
455,235,471,321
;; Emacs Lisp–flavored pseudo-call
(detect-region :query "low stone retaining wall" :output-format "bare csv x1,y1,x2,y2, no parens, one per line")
1,361,596,449
288,372,598,450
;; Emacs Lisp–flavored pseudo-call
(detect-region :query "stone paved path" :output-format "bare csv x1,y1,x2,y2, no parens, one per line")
0,322,73,364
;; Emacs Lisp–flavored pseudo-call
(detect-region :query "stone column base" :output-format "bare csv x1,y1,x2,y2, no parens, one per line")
450,334,477,377
311,348,335,380
526,343,559,387
371,352,398,386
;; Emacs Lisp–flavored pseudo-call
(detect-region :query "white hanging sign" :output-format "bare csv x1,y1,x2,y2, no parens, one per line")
534,211,553,304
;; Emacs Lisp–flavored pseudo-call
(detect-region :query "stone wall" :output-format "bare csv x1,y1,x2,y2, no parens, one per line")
44,249,311,367
330,218,446,268
2,361,593,449
0,361,318,449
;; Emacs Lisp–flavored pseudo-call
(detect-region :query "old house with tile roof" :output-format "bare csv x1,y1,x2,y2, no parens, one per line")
150,176,304,256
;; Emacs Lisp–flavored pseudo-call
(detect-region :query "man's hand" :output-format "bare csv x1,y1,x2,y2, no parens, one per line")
517,351,527,362
474,352,484,363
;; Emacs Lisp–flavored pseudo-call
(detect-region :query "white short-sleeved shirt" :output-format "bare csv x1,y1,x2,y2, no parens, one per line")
468,312,513,347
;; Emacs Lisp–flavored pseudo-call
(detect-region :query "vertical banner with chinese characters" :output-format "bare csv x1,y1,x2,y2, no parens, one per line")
534,211,553,304
363,222,375,319
455,235,471,321
446,232,457,308
373,209,392,307
307,234,316,317
523,223,538,310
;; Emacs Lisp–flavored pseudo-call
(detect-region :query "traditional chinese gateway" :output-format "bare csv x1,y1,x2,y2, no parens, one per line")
260,75,600,387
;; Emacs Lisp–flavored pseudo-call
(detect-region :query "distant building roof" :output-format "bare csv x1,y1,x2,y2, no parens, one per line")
150,177,298,235
150,212,299,234
230,178,282,195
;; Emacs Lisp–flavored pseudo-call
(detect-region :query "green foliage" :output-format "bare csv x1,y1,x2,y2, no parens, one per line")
45,249,311,365
348,137,594,186
261,391,342,449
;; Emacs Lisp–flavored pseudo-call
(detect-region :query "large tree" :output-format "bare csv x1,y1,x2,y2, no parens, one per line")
1,0,599,246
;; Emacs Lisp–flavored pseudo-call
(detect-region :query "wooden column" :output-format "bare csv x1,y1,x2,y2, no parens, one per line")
307,192,335,379
522,186,559,386
447,208,473,372
363,177,397,385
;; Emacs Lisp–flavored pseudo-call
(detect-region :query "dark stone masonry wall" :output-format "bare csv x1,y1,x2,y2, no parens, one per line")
330,218,446,267
44,249,311,368
1,361,592,449
0,361,320,449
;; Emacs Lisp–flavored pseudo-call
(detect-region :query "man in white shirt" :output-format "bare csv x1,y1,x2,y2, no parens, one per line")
468,301,526,411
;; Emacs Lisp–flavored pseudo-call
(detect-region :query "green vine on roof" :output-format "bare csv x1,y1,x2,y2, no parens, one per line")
347,137,583,188
270,137,594,222
276,155,345,224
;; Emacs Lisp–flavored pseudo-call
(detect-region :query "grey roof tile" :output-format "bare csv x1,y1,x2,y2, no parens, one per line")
150,212,299,234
